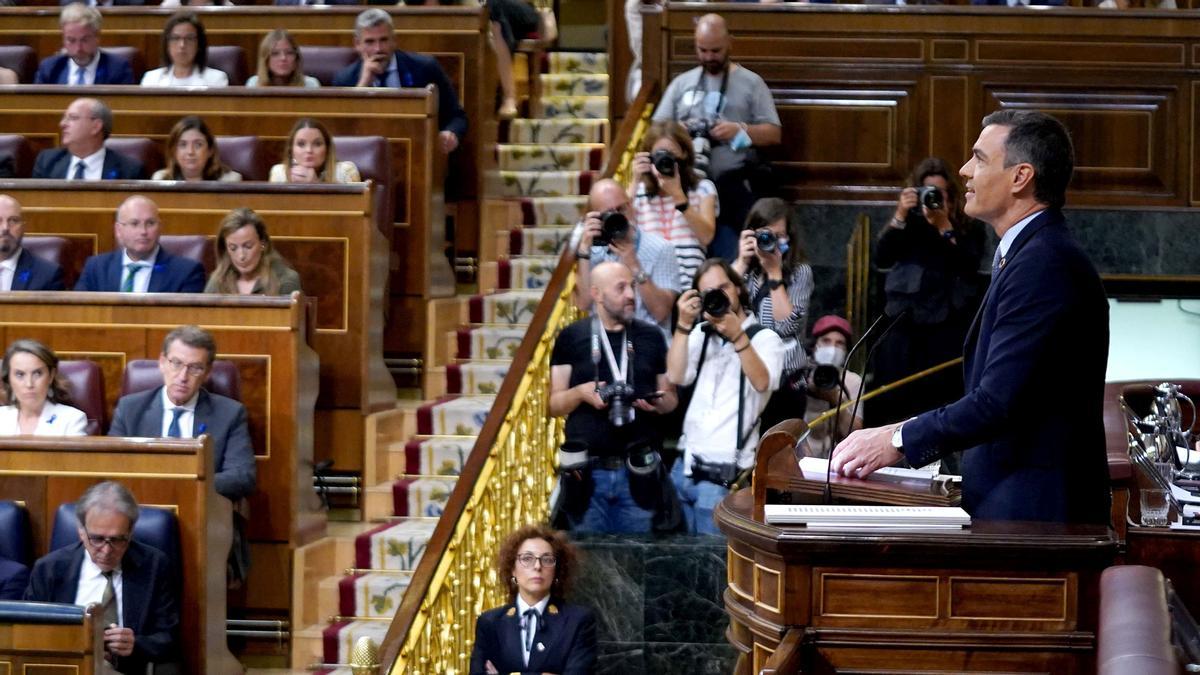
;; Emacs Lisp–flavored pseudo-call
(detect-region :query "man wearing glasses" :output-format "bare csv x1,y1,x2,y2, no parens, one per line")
74,195,205,293
109,325,256,503
31,98,143,180
25,481,179,673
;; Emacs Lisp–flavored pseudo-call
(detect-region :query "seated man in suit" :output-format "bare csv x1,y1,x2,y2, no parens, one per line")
109,325,256,502
0,195,66,291
0,556,29,600
333,9,468,155
32,98,144,181
24,481,178,673
34,4,134,85
75,195,205,293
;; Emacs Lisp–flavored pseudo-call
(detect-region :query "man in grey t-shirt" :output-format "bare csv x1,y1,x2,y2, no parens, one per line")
653,13,781,260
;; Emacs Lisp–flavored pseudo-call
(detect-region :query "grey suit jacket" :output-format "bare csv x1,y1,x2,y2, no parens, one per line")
108,387,256,500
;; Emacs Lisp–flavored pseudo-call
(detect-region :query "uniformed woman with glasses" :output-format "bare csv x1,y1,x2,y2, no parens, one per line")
470,525,597,675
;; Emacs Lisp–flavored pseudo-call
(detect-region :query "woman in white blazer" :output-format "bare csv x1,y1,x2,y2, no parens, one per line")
0,340,87,437
140,12,229,88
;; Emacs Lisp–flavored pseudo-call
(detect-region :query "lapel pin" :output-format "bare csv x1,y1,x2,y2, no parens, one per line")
547,604,559,615
505,607,516,617
998,257,1007,270
537,642,545,652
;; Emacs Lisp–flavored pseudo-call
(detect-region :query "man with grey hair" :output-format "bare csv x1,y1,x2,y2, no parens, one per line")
109,325,256,502
35,4,134,85
31,98,143,180
25,481,179,673
332,8,468,154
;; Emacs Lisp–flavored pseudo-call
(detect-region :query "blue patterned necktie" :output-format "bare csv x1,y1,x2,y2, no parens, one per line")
74,67,86,86
167,407,184,438
72,160,86,180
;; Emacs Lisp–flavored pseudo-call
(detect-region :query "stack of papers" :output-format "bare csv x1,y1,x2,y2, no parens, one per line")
764,504,972,531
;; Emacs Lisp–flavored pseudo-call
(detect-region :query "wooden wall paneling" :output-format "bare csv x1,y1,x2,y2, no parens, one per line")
644,3,1200,206
0,436,238,675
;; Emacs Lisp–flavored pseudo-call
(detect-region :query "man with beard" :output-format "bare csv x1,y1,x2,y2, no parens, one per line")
549,261,677,534
0,195,66,291
652,13,781,260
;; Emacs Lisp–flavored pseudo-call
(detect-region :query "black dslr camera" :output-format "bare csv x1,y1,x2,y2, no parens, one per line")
810,363,841,392
593,210,630,247
755,230,779,253
701,288,731,318
650,149,677,178
917,185,944,211
596,381,637,427
683,118,712,179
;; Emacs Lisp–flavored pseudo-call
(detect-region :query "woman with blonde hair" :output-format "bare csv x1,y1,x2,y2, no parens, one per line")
245,29,319,88
204,208,301,296
268,118,360,184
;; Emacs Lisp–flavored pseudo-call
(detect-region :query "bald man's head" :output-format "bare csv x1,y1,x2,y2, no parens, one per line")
114,195,162,262
694,14,731,75
0,195,24,262
590,261,636,326
588,178,628,213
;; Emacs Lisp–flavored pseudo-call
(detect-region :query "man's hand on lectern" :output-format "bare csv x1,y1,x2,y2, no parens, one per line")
830,423,904,479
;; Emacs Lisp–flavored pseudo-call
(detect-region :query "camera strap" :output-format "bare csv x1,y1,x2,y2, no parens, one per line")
592,316,629,387
693,324,763,467
686,63,731,121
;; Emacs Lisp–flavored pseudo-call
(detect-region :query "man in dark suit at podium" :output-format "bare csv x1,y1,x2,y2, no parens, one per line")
832,110,1112,525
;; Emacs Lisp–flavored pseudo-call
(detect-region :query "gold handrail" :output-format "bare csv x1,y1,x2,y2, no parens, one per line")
380,73,657,674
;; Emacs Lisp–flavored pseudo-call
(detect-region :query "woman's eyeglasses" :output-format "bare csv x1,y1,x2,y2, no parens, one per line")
516,553,557,568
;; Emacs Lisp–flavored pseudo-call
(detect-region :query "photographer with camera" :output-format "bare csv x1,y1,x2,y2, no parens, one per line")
730,197,814,429
628,120,719,289
573,179,681,340
870,158,985,467
667,258,784,535
550,261,677,534
802,315,864,459
652,14,781,261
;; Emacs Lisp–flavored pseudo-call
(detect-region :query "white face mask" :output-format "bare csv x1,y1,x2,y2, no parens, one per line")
813,344,847,368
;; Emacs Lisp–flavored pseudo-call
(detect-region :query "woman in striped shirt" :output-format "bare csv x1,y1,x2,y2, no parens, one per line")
732,198,815,429
628,121,718,289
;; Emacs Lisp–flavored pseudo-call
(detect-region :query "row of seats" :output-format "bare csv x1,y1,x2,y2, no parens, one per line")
0,132,393,226
0,499,178,577
0,44,367,89
5,357,242,438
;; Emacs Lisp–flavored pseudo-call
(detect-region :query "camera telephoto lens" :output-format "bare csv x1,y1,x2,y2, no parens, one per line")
917,186,944,211
701,288,731,318
650,150,677,178
755,230,778,253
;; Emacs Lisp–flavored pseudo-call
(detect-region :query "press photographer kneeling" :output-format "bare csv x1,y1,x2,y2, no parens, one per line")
550,261,678,534
668,259,784,535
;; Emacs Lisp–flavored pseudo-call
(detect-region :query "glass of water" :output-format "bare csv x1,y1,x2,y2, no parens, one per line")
1140,488,1170,527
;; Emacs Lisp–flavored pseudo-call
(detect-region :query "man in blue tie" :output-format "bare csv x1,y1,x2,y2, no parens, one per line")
74,195,205,293
108,325,256,503
34,4,135,86
30,98,143,181
332,9,468,155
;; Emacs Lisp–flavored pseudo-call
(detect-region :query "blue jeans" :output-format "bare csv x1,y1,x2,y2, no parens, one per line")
671,460,729,536
568,468,654,534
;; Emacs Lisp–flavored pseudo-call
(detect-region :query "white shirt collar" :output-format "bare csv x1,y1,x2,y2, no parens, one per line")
516,594,550,616
0,249,19,273
69,52,101,84
161,386,199,413
998,209,1044,258
80,550,121,580
121,245,160,268
72,146,107,177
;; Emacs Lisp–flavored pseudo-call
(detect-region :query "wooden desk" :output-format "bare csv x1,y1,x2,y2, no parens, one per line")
0,603,103,675
0,87,455,356
640,3,1200,207
0,5,498,250
0,436,239,675
718,488,1117,674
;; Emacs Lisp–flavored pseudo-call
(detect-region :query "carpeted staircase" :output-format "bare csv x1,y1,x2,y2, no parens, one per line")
295,51,609,671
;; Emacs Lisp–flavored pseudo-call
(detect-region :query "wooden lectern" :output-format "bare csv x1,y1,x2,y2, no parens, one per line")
721,420,1119,674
